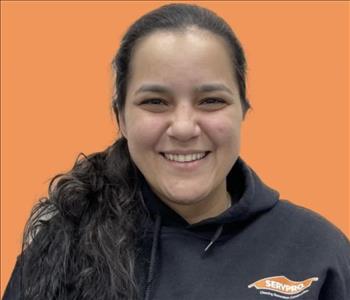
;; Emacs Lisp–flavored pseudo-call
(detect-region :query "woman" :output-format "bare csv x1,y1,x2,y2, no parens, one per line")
4,3,349,300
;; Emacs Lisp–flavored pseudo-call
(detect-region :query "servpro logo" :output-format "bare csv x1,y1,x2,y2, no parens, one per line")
248,276,318,299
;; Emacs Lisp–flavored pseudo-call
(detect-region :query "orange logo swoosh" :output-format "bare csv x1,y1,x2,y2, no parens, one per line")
248,275,319,295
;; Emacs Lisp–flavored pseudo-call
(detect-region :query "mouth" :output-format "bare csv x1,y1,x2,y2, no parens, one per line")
160,151,211,163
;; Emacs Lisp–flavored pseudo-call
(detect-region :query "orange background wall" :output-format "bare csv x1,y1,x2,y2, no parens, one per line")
1,1,348,295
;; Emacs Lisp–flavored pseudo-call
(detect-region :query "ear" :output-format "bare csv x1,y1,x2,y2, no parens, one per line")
118,112,128,139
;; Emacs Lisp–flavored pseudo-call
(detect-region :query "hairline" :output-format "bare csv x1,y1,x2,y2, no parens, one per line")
123,26,240,106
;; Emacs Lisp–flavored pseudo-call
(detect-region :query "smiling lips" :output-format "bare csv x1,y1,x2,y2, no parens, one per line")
161,152,210,163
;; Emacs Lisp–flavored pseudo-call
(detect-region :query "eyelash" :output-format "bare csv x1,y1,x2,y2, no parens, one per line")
140,98,167,105
200,98,226,105
140,98,226,105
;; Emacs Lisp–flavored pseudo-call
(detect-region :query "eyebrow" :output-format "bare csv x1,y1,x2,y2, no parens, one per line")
195,84,233,95
135,84,171,95
134,83,234,96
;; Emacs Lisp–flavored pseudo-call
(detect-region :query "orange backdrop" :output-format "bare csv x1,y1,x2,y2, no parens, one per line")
1,0,349,295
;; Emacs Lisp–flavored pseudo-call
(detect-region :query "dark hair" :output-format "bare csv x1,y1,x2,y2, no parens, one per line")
20,3,249,300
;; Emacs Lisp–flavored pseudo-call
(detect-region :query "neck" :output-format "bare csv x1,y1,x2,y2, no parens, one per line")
157,183,232,225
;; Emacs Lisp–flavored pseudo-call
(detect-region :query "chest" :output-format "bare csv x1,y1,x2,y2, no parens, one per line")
146,229,326,300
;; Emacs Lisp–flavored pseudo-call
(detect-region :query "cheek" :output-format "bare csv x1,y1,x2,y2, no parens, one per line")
126,114,165,150
203,114,242,148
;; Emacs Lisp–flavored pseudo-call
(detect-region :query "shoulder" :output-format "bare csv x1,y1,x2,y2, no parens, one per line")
276,199,347,238
272,199,350,255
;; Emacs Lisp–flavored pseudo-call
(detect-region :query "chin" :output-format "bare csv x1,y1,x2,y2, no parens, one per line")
164,189,209,205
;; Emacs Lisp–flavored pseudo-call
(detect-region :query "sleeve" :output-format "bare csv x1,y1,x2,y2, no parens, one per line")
2,257,22,300
319,232,350,300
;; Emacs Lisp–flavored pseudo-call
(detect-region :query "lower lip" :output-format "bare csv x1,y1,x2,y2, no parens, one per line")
160,153,210,171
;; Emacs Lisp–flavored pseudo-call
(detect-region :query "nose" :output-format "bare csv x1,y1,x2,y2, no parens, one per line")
166,103,201,142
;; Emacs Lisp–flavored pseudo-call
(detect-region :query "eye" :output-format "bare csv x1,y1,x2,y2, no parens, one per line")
140,98,168,106
138,98,169,113
199,98,227,110
200,98,226,105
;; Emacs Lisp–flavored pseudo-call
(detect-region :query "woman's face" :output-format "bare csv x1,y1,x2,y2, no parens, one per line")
119,28,243,212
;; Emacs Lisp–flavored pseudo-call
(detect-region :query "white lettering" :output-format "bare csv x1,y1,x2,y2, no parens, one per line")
266,280,272,287
265,281,305,293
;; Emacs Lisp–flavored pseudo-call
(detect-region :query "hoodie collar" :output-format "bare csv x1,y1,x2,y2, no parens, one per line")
141,158,280,299
139,157,279,229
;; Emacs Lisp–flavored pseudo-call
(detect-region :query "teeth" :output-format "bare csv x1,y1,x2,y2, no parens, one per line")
164,152,206,162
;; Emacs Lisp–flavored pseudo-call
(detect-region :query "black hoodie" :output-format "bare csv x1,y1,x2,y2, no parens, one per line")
139,158,350,300
3,158,350,299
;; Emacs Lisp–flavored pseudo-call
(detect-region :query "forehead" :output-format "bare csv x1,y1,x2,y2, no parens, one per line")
127,28,237,91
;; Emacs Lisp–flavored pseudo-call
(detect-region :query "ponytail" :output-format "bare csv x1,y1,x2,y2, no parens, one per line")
21,137,146,299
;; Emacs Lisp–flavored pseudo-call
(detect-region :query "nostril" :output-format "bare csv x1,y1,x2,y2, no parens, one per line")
166,120,201,141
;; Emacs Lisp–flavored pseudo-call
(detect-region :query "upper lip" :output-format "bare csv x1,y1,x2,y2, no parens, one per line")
160,150,210,155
